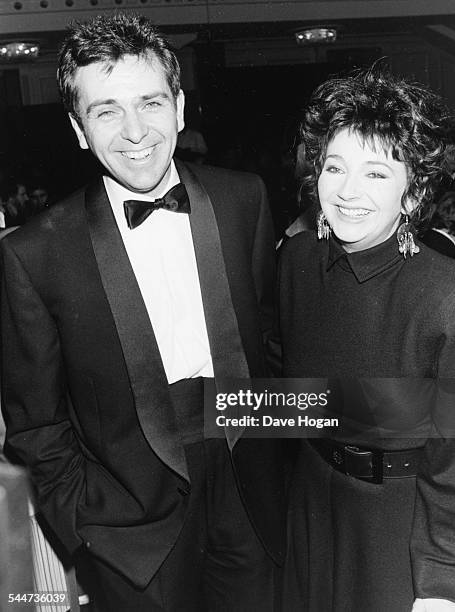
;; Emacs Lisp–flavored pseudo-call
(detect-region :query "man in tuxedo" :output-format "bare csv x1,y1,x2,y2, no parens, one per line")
0,12,286,612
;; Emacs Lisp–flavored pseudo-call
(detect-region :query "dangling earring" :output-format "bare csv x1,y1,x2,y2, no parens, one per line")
397,215,420,258
317,211,331,240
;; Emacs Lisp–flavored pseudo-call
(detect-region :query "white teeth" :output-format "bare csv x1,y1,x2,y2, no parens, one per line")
121,147,153,160
338,206,370,217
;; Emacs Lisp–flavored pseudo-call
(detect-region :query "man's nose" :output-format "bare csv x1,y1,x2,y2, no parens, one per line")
121,111,148,143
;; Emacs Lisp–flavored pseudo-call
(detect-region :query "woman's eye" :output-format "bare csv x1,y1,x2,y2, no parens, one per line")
325,165,343,174
367,171,386,179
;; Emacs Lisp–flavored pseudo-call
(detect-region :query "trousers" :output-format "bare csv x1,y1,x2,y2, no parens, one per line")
77,379,280,611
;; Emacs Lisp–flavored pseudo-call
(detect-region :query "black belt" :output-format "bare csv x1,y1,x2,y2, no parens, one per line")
309,439,424,485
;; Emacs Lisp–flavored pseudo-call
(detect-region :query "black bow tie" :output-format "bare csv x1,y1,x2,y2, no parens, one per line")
123,183,191,229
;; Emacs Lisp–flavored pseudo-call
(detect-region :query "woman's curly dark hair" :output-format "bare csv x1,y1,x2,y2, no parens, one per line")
299,64,454,227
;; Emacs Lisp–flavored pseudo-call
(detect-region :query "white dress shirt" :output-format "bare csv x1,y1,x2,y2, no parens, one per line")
104,162,214,384
413,599,455,611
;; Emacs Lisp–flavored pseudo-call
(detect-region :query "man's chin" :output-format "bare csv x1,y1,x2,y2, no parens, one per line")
109,175,165,196
109,165,172,195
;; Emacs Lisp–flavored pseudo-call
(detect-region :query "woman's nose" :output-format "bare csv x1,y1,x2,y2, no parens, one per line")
337,174,361,200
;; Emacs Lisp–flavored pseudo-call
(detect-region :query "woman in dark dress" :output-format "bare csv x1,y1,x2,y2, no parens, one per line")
280,68,455,611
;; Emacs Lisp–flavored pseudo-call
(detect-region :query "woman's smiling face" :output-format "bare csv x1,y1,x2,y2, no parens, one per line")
318,128,410,253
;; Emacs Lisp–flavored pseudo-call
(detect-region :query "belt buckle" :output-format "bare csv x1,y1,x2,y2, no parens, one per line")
344,446,383,484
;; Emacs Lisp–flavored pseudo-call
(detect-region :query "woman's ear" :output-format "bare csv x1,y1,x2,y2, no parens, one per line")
401,197,418,216
401,177,428,215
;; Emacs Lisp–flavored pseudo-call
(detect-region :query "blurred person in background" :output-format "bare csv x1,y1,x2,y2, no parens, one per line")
29,181,50,213
3,179,31,226
421,192,455,259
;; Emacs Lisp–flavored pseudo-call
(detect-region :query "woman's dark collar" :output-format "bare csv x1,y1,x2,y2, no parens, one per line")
326,231,404,282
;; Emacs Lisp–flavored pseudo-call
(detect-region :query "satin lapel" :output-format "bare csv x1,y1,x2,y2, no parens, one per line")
176,161,250,448
84,179,189,482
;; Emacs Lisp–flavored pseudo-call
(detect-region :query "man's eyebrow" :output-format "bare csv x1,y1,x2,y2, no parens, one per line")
138,92,171,101
85,92,172,115
86,99,117,115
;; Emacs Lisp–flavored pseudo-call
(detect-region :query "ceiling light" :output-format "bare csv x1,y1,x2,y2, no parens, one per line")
295,27,337,45
0,42,40,61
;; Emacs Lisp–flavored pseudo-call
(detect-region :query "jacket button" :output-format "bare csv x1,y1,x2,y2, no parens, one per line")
177,487,189,497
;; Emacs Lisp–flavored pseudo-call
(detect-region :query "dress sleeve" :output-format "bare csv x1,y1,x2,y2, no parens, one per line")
411,289,455,602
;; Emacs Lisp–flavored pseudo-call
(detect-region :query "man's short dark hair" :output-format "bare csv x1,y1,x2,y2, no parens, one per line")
57,12,181,120
1,178,26,201
298,64,454,227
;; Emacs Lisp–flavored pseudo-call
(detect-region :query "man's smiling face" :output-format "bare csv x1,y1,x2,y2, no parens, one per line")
70,53,185,196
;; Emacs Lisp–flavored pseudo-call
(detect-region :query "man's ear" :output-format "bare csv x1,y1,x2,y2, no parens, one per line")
69,114,89,150
176,89,185,133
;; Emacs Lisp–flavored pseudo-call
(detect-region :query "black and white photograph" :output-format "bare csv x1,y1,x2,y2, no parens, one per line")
1,1,455,611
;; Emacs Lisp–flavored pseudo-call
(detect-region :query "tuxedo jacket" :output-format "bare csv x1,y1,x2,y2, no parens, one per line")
0,161,286,587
